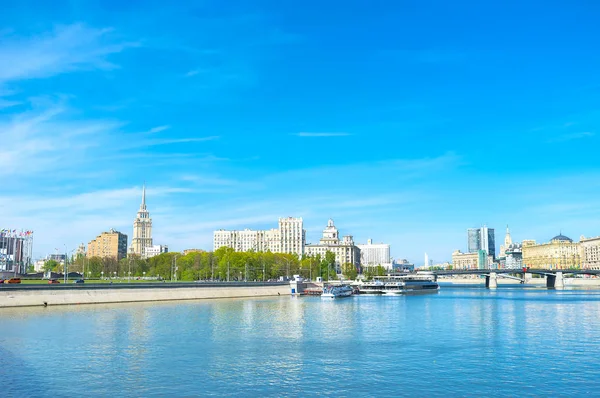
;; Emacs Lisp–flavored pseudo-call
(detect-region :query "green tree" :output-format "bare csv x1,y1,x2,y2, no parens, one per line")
342,262,358,280
43,259,59,272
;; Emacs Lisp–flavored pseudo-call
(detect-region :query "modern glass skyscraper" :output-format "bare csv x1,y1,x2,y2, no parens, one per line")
467,226,496,259
467,229,481,253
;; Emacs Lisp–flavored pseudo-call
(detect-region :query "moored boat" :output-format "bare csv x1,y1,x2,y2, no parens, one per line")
321,284,353,299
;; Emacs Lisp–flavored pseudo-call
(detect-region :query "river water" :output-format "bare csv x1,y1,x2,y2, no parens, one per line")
2,286,600,397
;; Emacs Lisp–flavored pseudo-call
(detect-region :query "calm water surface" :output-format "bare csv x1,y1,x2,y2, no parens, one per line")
2,287,600,397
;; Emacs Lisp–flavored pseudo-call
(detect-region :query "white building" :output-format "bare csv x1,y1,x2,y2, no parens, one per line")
213,217,305,257
357,239,391,269
129,184,153,258
144,245,169,259
305,219,361,272
581,236,600,270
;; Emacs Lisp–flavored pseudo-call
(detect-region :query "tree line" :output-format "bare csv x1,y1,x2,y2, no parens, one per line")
41,247,392,281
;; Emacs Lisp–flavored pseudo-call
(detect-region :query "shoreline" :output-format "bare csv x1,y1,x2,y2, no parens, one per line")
0,283,290,308
438,277,600,286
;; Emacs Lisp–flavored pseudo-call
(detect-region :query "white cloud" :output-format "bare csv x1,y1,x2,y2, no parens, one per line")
0,23,138,83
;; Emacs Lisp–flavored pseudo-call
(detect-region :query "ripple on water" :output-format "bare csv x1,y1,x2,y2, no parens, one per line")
1,290,600,396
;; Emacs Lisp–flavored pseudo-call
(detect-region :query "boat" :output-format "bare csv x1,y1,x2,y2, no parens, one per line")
321,284,353,299
358,280,386,294
359,274,440,295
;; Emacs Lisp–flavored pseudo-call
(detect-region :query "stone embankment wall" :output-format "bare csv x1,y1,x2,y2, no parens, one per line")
0,283,290,308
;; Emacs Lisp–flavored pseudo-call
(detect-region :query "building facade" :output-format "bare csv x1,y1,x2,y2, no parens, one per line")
504,243,523,269
580,236,600,270
129,184,153,258
88,229,128,260
213,217,305,257
498,225,513,258
357,239,391,269
522,234,580,269
467,226,496,258
0,230,34,274
452,250,493,269
305,219,361,272
144,245,169,258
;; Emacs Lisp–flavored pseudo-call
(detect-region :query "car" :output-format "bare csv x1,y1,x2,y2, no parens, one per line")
74,279,85,284
0,279,5,284
48,279,60,284
5,278,21,284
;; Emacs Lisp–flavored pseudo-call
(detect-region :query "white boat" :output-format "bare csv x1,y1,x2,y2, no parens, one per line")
321,285,353,299
359,274,440,295
358,280,386,294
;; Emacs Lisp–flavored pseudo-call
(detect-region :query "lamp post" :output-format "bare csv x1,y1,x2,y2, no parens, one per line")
63,244,69,284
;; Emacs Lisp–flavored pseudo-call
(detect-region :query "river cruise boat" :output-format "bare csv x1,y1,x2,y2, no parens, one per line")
321,284,353,299
359,274,439,295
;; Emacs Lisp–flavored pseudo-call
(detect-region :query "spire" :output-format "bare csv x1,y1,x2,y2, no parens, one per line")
140,182,147,210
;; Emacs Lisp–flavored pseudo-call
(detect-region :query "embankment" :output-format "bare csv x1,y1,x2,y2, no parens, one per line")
438,277,600,286
0,282,290,308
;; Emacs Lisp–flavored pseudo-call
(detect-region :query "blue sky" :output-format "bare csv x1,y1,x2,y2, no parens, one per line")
1,0,600,264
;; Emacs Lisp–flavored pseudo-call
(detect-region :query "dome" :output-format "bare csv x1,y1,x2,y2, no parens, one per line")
551,234,572,243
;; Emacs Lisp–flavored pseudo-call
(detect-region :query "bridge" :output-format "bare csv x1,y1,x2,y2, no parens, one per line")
429,268,600,289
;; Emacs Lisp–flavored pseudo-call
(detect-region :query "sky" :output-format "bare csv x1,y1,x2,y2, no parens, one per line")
1,0,600,264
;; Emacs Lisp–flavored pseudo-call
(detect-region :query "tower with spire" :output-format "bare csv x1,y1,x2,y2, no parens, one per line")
499,225,512,258
129,183,153,258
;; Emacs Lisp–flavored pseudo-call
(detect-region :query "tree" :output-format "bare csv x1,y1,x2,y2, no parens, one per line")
43,259,59,272
342,262,358,280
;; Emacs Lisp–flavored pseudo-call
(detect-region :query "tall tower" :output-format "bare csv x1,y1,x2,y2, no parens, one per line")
504,225,512,247
130,183,153,258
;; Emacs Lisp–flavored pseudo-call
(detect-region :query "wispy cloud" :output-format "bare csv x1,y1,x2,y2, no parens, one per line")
147,125,171,134
0,23,137,83
547,132,595,143
294,132,352,137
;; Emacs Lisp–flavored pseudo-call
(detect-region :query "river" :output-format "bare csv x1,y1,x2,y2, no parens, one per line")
1,286,599,397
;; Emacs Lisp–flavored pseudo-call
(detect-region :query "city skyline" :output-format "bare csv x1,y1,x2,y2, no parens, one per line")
2,1,600,263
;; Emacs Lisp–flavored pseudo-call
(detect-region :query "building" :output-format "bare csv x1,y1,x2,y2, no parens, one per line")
467,226,496,258
183,249,205,255
504,243,523,269
305,219,361,272
144,245,169,258
357,239,391,269
452,250,493,269
521,234,580,269
213,217,305,257
580,236,600,270
498,225,513,258
75,243,86,258
394,259,414,272
88,229,128,260
0,230,34,274
129,184,153,258
47,254,66,264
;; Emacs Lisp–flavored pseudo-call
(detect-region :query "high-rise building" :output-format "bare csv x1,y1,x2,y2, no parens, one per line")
88,229,128,260
305,219,361,272
130,184,153,258
213,217,305,257
357,239,391,269
467,226,496,258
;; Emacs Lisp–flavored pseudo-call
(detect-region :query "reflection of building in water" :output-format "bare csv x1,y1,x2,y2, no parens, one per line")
522,234,580,269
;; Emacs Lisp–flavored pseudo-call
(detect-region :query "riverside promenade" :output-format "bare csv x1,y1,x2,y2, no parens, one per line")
0,282,290,308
